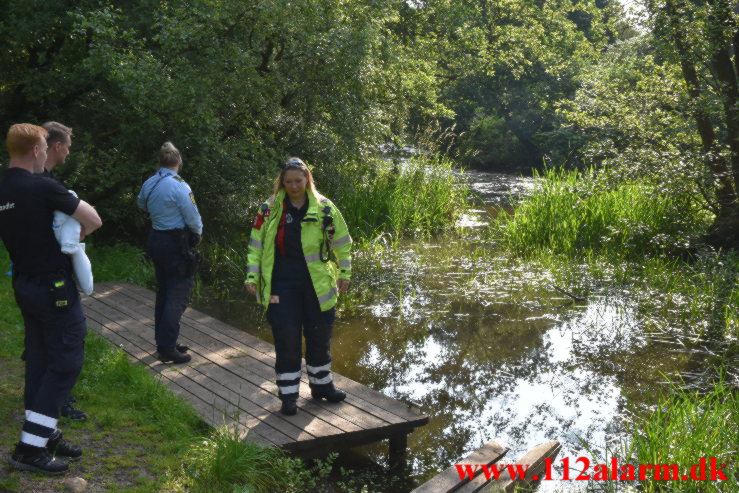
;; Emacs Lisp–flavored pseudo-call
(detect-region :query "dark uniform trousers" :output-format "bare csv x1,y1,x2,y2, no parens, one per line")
14,271,86,442
148,229,195,349
267,273,335,400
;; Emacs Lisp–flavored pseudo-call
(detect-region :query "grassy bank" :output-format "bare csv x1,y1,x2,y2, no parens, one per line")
0,246,336,492
491,167,737,341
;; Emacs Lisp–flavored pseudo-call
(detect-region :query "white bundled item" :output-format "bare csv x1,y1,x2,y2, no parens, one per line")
52,190,93,295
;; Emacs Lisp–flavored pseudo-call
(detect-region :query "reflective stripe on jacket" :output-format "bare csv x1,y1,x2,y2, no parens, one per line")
245,189,352,311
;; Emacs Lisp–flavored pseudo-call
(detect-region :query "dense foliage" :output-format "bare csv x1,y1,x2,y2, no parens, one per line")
0,0,441,240
2,1,739,247
561,0,739,249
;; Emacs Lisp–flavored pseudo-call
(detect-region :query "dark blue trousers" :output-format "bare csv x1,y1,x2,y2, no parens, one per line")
148,230,195,349
267,273,335,400
14,271,86,444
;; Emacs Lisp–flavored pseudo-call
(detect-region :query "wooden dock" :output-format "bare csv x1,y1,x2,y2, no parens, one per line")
81,282,429,461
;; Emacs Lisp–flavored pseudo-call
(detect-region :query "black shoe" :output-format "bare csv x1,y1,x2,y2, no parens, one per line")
311,386,346,403
9,443,69,475
157,346,191,364
175,343,190,353
47,430,82,462
60,400,88,421
280,399,298,416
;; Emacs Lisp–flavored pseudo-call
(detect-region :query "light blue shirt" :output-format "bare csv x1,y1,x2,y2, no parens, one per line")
137,168,203,234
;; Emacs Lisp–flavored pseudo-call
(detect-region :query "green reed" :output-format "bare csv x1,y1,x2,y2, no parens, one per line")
616,378,738,492
493,167,709,258
338,153,470,242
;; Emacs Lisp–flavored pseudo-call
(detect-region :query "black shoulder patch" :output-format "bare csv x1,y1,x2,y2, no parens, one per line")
173,176,185,183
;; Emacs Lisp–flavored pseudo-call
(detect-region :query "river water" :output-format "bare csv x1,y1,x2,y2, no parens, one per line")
195,170,730,491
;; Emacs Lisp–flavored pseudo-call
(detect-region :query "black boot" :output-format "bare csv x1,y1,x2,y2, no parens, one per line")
157,346,191,364
311,386,346,403
47,430,82,461
9,442,69,475
175,343,190,353
280,397,298,416
61,396,88,421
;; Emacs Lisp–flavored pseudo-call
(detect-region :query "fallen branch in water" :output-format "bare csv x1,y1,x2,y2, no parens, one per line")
552,285,587,303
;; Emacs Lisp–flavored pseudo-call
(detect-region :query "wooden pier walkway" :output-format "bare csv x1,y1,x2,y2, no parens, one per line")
81,282,428,461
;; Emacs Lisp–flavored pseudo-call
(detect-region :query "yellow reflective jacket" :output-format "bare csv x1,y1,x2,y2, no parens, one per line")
245,189,352,311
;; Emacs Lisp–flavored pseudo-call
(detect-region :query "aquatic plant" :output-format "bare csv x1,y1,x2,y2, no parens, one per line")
337,153,470,242
623,378,737,492
493,167,709,258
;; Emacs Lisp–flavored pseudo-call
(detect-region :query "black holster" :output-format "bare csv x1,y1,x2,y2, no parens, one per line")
179,230,201,277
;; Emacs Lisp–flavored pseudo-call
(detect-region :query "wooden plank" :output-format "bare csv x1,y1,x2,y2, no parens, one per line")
82,303,294,446
411,441,508,493
84,315,286,447
85,293,416,442
174,359,349,440
83,299,318,443
485,441,561,493
90,289,385,435
100,283,426,429
83,282,431,454
109,281,428,424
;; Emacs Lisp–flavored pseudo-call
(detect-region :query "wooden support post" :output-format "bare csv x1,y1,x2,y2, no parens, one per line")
388,432,408,475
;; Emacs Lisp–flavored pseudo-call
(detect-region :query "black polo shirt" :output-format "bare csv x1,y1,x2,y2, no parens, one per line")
0,167,80,274
273,199,310,282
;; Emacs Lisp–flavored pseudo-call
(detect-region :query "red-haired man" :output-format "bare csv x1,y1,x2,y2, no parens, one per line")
0,124,102,474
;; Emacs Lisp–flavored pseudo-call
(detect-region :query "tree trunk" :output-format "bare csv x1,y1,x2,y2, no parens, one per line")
705,1,739,248
663,0,739,248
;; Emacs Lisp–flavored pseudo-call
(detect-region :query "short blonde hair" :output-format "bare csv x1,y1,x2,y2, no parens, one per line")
6,124,48,156
158,141,182,168
272,157,319,196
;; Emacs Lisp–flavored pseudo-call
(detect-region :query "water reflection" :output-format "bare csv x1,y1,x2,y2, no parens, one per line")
194,171,730,492
328,243,632,491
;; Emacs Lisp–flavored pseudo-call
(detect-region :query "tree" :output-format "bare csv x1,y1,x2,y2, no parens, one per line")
645,0,739,248
402,0,624,170
0,0,441,240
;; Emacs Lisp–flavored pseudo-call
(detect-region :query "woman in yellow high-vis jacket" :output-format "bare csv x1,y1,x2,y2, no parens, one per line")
244,158,352,416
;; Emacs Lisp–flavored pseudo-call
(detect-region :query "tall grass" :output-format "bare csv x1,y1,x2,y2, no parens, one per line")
180,426,334,493
494,167,709,258
86,241,154,287
338,153,470,242
615,379,738,492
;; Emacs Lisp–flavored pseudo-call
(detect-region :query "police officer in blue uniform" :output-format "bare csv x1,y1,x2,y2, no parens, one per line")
137,142,203,364
0,124,102,474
